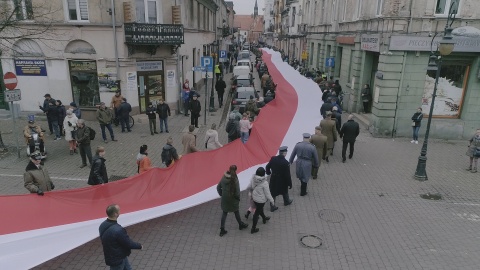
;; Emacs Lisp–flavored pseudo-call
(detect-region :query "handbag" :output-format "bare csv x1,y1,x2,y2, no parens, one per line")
71,130,77,140
205,137,210,149
411,122,416,127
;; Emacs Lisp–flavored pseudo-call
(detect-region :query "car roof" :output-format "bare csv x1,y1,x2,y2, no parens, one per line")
236,75,250,79
237,59,250,63
233,66,250,69
236,87,255,92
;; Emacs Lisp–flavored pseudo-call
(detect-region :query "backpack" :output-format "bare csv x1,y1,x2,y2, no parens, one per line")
89,127,96,140
161,147,172,165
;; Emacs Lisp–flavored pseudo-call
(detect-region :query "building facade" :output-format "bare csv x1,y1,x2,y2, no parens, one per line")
0,0,232,119
274,0,480,139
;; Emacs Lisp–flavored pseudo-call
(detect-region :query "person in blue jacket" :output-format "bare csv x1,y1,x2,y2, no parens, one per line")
99,204,143,269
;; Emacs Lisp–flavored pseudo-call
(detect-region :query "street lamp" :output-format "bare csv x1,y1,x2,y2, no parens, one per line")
414,1,457,181
209,41,218,112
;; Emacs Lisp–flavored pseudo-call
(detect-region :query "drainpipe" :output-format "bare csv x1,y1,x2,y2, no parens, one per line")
110,0,120,80
392,51,408,137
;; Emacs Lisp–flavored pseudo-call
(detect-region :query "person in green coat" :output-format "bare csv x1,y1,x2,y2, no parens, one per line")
217,165,249,236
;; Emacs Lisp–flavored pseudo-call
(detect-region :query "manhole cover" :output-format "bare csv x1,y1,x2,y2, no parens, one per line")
300,235,323,248
420,193,442,200
318,209,345,223
109,175,127,182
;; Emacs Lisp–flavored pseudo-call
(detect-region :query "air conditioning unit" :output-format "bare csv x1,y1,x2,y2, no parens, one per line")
123,2,133,23
172,6,181,24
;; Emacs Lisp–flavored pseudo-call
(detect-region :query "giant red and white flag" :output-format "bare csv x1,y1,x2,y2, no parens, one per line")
0,49,323,269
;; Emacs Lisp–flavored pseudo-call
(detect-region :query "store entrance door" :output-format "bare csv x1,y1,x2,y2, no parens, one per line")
138,72,164,112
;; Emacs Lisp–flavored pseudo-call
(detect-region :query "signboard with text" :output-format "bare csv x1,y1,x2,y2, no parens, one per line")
5,89,21,102
14,59,47,76
361,35,380,52
389,35,480,52
136,61,163,71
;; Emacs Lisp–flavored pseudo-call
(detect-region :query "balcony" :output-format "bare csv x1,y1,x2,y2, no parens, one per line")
124,23,184,46
222,26,231,37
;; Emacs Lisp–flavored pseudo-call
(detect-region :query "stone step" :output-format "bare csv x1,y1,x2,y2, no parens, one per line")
352,113,371,129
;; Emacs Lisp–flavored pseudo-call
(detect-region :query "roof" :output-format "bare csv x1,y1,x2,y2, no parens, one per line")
234,15,255,30
252,16,264,33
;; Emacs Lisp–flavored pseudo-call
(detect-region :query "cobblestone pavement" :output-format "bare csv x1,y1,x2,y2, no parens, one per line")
4,63,480,269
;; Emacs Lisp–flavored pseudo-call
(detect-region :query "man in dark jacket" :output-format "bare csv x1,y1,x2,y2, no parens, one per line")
161,136,181,167
266,146,293,212
39,94,55,134
118,98,132,132
189,94,201,128
215,77,226,108
146,102,157,135
76,119,92,168
339,114,360,163
225,115,240,143
47,101,61,140
88,146,108,185
320,98,334,119
99,204,142,269
156,99,171,133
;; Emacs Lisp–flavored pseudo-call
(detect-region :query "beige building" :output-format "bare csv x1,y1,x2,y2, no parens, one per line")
0,0,233,119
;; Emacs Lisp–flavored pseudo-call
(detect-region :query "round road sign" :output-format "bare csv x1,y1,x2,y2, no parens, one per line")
3,72,18,90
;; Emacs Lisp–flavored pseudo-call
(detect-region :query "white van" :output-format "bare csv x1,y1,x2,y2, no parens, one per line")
236,59,253,71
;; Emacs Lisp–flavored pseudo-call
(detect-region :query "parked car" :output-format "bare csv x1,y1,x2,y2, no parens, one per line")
237,59,253,71
231,74,254,95
233,65,251,78
231,86,259,113
237,50,250,61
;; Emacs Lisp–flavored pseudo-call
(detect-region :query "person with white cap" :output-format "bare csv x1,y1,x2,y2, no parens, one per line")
266,146,293,211
289,133,319,196
24,151,54,195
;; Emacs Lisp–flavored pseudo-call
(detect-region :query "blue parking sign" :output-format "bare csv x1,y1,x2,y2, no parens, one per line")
201,57,213,72
219,50,227,58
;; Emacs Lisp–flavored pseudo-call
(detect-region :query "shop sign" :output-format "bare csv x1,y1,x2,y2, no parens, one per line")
69,61,97,71
389,35,480,52
136,61,163,71
126,72,137,92
14,59,47,76
361,34,380,52
336,36,355,45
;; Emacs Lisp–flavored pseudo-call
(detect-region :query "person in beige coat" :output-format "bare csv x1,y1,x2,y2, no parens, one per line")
320,111,337,161
24,152,54,195
310,126,328,179
182,125,199,154
204,123,223,150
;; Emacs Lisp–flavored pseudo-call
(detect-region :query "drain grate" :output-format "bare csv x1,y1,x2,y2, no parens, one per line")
300,235,323,249
318,209,345,223
420,193,442,200
109,175,128,182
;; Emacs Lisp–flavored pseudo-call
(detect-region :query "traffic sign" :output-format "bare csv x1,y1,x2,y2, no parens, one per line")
5,89,21,102
219,50,227,58
301,51,308,60
201,56,214,72
3,72,18,90
192,66,206,72
325,57,335,67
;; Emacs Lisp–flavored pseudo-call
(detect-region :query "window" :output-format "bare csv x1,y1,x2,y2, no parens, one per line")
66,0,89,21
68,60,100,107
376,0,383,16
422,63,469,118
135,0,162,23
355,0,363,19
435,0,459,15
291,7,296,27
343,0,348,21
13,0,33,20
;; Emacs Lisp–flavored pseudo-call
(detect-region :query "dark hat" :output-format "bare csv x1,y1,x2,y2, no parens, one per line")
303,133,311,138
279,146,288,152
193,93,199,97
30,151,42,160
44,94,51,97
315,126,322,131
69,102,77,107
115,90,120,93
140,144,148,154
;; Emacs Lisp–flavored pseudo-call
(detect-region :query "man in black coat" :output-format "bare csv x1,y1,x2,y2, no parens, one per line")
339,114,360,163
99,204,142,269
189,94,201,128
156,99,171,133
215,77,226,108
39,94,55,134
320,98,334,119
88,146,108,185
266,146,293,212
118,98,132,132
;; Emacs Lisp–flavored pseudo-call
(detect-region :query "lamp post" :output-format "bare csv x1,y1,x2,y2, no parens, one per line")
209,41,218,112
414,1,457,181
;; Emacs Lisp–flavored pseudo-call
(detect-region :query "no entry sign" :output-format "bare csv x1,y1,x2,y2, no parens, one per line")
3,72,18,90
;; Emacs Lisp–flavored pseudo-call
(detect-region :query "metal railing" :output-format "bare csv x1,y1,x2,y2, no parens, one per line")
124,23,184,45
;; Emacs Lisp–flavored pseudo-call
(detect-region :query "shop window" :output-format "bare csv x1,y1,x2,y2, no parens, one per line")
68,60,100,107
422,63,469,118
435,0,459,15
66,0,89,21
13,0,33,20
